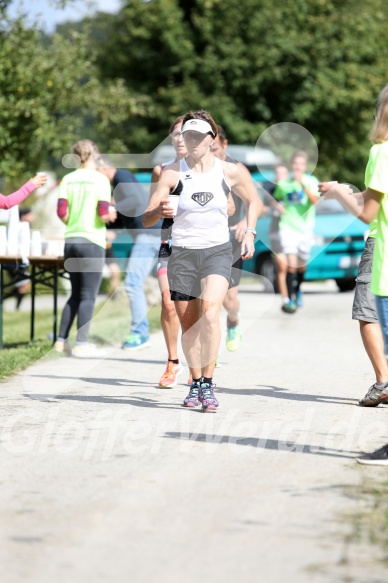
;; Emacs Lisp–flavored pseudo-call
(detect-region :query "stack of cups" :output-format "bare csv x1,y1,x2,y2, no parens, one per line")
7,205,19,255
18,221,30,260
0,226,6,255
30,230,42,256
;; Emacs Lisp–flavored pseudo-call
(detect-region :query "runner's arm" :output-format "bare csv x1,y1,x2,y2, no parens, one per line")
302,184,319,204
150,164,163,196
227,192,236,216
224,164,261,259
143,169,177,227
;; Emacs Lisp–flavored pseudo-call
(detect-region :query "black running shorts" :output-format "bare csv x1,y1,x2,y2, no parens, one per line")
229,237,243,289
168,241,232,301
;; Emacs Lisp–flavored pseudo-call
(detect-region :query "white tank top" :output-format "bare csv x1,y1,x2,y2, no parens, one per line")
171,157,230,249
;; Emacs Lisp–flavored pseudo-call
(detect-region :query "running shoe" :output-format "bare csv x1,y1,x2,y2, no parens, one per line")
53,339,72,356
199,382,219,412
183,381,201,407
122,333,150,350
281,300,297,314
226,325,242,352
295,290,304,308
356,443,388,466
159,361,184,388
359,382,388,407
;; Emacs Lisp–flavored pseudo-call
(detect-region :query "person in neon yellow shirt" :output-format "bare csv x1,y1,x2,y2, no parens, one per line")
350,215,388,408
55,139,116,358
320,84,388,465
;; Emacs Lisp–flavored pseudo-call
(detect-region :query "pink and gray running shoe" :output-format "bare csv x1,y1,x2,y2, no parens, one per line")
183,381,201,407
199,382,219,412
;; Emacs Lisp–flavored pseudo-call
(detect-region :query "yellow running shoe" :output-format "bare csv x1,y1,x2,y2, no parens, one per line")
159,361,184,388
226,325,242,352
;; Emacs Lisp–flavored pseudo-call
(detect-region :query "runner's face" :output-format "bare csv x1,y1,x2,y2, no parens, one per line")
182,131,213,157
291,156,307,177
275,166,289,182
210,135,226,159
171,123,188,157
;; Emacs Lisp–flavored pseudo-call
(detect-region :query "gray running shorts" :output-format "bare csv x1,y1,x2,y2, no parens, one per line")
168,241,232,301
352,236,378,323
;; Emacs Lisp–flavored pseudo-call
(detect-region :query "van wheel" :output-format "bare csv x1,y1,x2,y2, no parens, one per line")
256,254,278,293
336,278,356,292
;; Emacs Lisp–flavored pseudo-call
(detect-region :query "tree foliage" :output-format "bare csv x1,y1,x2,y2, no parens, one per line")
0,13,143,189
1,0,388,187
91,0,388,185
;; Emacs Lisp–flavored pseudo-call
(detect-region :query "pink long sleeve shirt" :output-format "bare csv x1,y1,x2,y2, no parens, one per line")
0,180,35,210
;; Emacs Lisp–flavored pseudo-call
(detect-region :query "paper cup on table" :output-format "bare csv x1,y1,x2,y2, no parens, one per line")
18,221,30,259
0,226,7,255
168,195,179,217
46,241,56,256
30,230,42,256
7,205,19,255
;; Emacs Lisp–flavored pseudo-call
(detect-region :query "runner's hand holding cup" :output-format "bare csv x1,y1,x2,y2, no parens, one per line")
161,196,178,218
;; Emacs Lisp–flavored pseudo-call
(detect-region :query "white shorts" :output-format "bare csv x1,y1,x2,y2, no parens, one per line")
279,229,313,261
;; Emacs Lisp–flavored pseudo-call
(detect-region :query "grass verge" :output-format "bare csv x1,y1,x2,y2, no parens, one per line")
344,474,388,564
0,298,161,381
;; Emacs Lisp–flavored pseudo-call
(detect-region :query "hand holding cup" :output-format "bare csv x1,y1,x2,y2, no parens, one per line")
318,181,353,199
160,197,176,218
31,172,47,189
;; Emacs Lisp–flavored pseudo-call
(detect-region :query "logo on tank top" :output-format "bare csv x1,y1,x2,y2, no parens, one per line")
191,192,214,206
184,173,192,180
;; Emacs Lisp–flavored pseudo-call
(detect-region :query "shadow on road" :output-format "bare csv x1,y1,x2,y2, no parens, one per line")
24,374,157,387
217,384,357,405
163,431,357,458
23,392,182,410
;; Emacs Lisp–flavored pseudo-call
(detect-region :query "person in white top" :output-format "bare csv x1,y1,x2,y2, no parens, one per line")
144,109,260,411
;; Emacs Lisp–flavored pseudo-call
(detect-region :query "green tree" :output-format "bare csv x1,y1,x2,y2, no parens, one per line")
0,14,144,189
91,0,388,185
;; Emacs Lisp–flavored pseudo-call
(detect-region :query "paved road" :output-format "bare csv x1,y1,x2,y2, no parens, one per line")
1,282,387,583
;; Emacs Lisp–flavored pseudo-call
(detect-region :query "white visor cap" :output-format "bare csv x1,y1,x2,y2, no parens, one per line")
181,119,215,137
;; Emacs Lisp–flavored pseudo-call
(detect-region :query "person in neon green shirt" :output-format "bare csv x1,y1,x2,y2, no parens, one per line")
320,84,388,465
54,139,116,358
274,150,319,313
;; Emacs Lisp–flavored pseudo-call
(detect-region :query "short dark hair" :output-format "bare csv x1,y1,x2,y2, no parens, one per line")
169,115,185,134
19,207,32,218
216,125,227,143
182,109,217,138
292,150,308,162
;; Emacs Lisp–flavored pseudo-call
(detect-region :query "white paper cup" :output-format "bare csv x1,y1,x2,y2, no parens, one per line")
168,195,179,216
30,230,42,256
0,225,7,255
